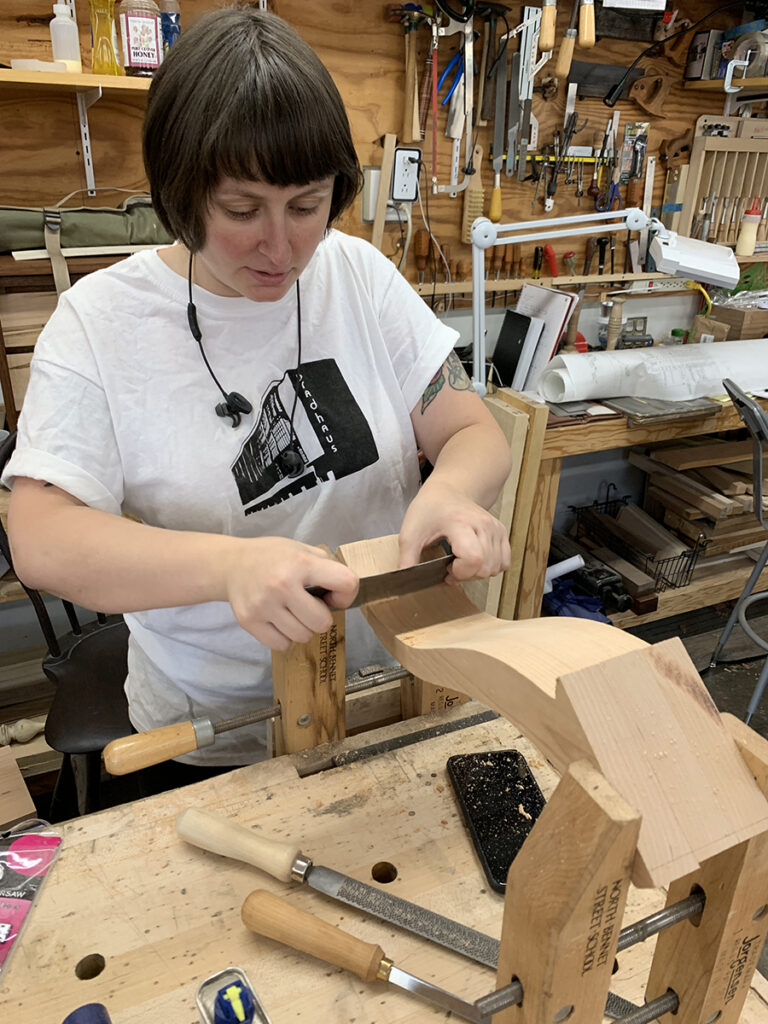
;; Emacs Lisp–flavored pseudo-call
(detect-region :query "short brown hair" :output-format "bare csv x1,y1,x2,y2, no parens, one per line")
143,6,362,250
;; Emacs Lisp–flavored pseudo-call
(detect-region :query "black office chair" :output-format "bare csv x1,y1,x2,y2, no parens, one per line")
0,432,133,820
709,379,768,724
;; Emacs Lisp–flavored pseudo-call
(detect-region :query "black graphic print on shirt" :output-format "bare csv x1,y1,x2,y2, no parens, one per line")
233,359,379,514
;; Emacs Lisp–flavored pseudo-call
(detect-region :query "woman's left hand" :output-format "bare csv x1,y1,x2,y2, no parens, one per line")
398,481,510,582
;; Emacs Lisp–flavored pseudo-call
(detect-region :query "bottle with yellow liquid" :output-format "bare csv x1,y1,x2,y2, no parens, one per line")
89,0,122,75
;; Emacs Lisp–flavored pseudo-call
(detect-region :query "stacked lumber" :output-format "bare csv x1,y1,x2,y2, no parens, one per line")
629,440,768,565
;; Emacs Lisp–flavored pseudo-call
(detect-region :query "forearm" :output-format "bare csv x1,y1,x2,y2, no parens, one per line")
10,497,239,613
421,420,513,508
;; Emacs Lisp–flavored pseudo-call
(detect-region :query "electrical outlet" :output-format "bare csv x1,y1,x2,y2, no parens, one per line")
627,278,692,294
392,147,421,202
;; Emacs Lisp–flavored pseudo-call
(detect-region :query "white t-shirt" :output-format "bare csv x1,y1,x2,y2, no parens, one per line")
3,230,458,763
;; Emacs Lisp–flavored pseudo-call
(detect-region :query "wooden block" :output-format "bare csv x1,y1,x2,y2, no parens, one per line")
615,503,688,558
650,439,752,470
461,396,527,617
646,720,768,1023
495,760,640,1024
649,473,733,520
631,592,659,615
0,744,35,828
590,545,656,596
691,465,748,495
646,483,707,521
559,638,768,888
492,390,549,621
630,450,735,517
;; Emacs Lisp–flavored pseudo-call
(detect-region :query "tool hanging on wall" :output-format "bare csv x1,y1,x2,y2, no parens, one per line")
505,49,521,178
539,0,556,53
555,1,579,79
515,6,546,182
461,143,485,243
430,12,475,196
489,31,509,221
578,0,595,47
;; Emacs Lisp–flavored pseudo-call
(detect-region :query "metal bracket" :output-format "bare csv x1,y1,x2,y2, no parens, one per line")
75,86,102,196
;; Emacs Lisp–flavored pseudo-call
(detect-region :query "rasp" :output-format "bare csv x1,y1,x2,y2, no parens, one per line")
177,809,638,1019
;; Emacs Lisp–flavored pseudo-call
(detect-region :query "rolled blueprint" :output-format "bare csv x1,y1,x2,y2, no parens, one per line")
537,338,768,403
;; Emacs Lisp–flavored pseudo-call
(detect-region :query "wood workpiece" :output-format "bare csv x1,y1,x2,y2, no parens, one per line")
338,534,768,890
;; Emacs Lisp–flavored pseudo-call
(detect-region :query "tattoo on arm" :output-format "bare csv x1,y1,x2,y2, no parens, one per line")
420,350,473,413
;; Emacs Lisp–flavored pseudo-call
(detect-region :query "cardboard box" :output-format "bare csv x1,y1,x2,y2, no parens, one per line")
708,304,768,339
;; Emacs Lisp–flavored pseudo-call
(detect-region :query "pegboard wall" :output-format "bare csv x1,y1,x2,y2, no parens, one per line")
0,1,754,293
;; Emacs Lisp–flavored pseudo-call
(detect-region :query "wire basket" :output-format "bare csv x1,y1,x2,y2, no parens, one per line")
571,496,705,592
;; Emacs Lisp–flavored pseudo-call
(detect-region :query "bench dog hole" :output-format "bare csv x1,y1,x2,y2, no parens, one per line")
75,953,106,980
371,861,398,883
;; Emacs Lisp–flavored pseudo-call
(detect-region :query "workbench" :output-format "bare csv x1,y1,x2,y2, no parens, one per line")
511,394,768,627
1,702,767,1024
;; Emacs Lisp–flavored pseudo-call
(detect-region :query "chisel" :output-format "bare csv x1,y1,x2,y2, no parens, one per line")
242,889,498,1023
178,808,641,1020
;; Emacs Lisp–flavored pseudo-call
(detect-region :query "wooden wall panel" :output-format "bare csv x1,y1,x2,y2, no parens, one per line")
0,1,749,287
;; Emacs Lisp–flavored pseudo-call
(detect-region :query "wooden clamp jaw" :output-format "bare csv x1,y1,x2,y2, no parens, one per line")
270,545,347,756
337,533,768,1022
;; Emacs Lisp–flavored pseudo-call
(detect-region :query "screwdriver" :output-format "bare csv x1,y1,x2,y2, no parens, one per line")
532,246,543,278
563,250,577,276
415,228,430,285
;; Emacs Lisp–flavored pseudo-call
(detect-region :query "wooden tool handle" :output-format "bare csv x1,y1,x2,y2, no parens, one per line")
555,31,576,79
578,0,596,48
242,889,386,983
176,807,301,882
103,721,198,775
539,0,556,53
489,180,502,222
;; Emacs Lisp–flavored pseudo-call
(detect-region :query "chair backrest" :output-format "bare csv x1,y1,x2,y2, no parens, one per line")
0,431,105,657
0,290,58,431
723,378,768,532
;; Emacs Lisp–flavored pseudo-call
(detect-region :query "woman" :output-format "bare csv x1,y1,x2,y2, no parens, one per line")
3,6,512,781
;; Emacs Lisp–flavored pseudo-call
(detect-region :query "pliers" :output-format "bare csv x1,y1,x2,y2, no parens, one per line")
437,50,464,107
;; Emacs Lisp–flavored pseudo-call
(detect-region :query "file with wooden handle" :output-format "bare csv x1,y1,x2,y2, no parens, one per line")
539,0,556,52
555,1,579,79
578,0,595,47
489,35,508,222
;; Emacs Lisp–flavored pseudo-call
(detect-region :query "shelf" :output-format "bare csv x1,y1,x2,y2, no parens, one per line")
684,76,768,92
0,69,150,96
611,560,768,629
414,272,683,298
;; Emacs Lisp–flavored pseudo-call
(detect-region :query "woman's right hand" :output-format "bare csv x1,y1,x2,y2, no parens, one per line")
224,537,359,651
